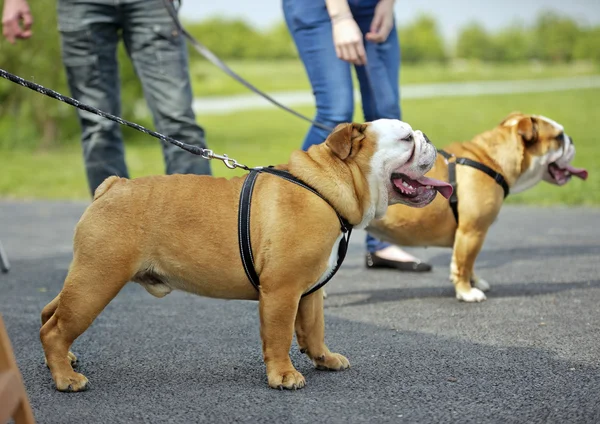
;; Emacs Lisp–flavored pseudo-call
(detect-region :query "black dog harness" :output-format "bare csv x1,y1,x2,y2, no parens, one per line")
438,150,510,223
238,167,353,298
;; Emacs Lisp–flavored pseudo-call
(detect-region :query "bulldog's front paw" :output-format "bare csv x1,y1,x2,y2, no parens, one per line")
456,287,487,302
471,277,490,292
314,352,350,371
267,368,306,390
54,371,89,392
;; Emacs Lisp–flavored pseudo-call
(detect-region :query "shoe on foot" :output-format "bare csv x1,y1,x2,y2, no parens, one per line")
365,252,432,272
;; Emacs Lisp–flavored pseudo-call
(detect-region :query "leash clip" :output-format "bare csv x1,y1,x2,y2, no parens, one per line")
201,149,249,171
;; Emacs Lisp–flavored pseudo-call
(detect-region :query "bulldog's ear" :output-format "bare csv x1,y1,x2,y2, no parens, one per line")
326,123,367,160
517,116,538,145
500,111,523,125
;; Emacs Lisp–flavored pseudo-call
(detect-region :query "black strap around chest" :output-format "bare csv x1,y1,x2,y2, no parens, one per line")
238,167,353,298
438,150,510,223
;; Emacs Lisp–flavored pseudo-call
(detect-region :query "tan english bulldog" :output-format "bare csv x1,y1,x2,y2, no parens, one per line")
367,112,588,302
39,119,452,392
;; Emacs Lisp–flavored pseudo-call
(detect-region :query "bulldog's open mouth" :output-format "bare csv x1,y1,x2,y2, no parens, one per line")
391,173,453,202
548,163,588,186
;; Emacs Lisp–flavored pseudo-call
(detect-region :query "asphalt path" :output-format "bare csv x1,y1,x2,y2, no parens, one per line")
1,201,599,423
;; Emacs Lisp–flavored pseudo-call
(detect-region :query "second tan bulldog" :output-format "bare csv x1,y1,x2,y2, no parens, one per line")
39,119,452,392
367,112,588,302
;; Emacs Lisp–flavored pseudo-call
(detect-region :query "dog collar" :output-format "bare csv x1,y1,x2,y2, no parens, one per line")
238,167,353,298
438,150,510,223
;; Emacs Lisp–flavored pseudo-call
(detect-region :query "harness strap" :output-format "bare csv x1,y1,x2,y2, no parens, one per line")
447,161,459,223
438,149,510,224
455,157,510,198
238,170,261,291
238,167,353,298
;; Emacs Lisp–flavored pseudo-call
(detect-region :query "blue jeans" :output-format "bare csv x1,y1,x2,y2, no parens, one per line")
57,0,211,196
283,0,400,253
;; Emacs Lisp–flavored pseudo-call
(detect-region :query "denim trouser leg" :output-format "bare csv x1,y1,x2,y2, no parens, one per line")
282,0,355,151
121,0,211,177
57,0,210,197
283,0,402,253
58,1,128,196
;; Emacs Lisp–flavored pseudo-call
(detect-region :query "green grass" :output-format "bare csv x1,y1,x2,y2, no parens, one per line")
1,88,597,204
190,60,600,97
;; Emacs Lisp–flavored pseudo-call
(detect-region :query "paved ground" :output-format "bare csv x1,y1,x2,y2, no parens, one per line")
1,201,599,423
190,75,600,114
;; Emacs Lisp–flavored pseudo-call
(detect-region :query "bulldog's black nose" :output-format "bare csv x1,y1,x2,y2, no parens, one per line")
423,133,432,144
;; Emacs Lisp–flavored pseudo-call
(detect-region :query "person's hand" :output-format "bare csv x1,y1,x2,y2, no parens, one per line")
331,14,367,65
2,0,33,44
365,0,395,44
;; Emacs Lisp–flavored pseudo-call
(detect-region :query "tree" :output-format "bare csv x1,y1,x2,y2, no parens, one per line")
533,12,581,62
573,26,600,63
492,25,535,62
0,0,73,149
261,22,298,60
399,15,447,63
456,23,498,61
0,0,144,150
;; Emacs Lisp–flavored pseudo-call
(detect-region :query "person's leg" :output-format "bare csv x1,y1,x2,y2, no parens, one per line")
57,0,128,196
122,0,211,176
283,0,354,151
353,5,431,271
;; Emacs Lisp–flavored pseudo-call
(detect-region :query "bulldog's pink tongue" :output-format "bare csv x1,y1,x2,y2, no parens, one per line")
566,164,588,180
415,176,454,199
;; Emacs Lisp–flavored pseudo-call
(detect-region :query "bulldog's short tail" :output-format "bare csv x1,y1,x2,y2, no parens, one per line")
93,176,121,201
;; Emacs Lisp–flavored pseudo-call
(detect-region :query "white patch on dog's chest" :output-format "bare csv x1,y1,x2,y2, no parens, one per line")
311,233,343,291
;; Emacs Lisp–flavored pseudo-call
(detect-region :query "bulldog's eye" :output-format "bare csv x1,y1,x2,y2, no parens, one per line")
556,132,565,142
401,134,413,142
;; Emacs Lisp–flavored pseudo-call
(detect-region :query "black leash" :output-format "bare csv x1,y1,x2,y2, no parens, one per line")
239,167,353,298
162,0,334,133
438,150,510,223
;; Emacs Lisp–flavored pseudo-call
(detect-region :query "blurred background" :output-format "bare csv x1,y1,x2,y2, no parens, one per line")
0,0,598,204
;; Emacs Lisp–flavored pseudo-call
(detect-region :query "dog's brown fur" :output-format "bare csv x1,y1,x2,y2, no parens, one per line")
40,123,395,392
367,113,569,302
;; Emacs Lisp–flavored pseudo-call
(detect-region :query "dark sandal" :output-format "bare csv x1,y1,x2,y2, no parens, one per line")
365,252,432,272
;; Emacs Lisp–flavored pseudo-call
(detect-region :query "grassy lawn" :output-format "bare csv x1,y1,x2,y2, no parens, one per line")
1,88,597,205
190,60,600,97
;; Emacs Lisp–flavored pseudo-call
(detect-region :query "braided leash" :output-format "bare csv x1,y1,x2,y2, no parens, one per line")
0,68,250,171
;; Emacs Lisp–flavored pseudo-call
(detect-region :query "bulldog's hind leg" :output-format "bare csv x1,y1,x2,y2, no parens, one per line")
295,289,349,371
259,287,306,390
41,295,78,367
451,227,487,302
40,258,130,392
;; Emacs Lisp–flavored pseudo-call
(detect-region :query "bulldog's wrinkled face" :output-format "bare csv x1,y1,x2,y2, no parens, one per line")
322,120,452,228
366,119,452,213
502,113,588,193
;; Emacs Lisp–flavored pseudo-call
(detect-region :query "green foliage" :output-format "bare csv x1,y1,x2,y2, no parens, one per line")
184,18,297,61
533,11,581,62
456,23,498,61
493,25,535,63
399,14,447,63
0,0,72,150
574,27,600,63
0,0,147,151
456,11,598,63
